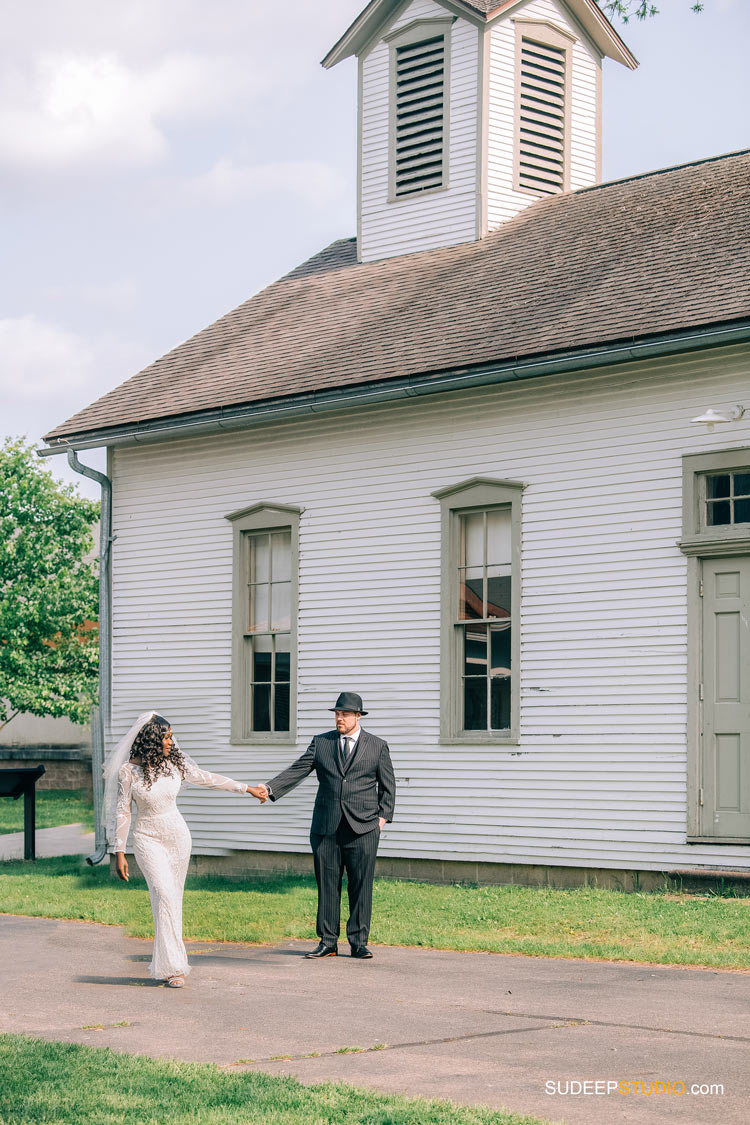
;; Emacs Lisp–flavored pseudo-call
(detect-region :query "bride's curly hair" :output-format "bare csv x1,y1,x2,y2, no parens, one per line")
130,714,188,789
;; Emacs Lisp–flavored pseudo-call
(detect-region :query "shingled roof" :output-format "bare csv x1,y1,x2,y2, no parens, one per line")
46,150,750,443
445,0,503,12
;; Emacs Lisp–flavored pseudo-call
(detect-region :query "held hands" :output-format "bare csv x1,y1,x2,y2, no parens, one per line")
247,784,269,803
245,784,382,821
116,853,129,882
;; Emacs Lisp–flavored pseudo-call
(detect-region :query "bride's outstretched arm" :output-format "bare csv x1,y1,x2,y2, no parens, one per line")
181,757,250,794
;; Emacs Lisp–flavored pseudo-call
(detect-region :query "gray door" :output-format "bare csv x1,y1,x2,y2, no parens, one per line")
701,557,750,838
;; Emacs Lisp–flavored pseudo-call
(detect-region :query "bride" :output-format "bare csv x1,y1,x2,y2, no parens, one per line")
104,711,266,987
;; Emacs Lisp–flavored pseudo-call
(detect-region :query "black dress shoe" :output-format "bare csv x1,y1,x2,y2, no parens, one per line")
304,942,338,958
350,945,373,959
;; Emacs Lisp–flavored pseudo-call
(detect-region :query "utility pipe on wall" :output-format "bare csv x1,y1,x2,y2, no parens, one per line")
64,449,112,865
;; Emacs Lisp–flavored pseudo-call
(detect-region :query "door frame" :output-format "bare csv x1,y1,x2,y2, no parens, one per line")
681,447,750,842
687,553,750,840
685,551,703,840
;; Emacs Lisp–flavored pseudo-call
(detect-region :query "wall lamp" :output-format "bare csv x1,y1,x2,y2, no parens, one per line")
690,405,745,432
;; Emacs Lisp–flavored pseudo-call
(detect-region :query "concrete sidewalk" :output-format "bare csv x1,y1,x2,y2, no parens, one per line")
0,824,95,861
1,915,748,1125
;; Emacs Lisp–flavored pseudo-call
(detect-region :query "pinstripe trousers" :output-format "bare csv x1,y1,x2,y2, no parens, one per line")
311,815,380,948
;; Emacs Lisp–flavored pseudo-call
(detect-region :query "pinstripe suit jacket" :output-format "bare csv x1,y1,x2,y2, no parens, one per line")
266,729,396,836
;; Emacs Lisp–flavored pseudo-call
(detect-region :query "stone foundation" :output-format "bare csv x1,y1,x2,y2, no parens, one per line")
0,748,93,794
109,849,750,894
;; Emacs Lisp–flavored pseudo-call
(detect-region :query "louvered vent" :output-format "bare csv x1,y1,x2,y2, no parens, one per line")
518,36,566,194
394,35,445,196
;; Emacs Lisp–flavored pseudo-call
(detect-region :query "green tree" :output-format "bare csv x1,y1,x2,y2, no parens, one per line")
0,437,99,731
599,1,704,21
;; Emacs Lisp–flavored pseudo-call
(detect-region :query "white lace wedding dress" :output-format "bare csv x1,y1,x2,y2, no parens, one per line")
114,758,247,980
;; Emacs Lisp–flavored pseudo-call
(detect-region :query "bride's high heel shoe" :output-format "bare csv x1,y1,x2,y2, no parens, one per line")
166,975,184,987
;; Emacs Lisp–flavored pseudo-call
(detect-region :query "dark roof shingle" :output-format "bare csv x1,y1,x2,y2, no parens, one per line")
46,151,750,442
454,0,502,12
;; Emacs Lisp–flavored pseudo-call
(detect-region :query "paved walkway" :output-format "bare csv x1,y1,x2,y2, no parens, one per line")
2,915,749,1124
0,824,95,861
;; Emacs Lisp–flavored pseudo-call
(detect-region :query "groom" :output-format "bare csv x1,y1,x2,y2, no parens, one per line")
255,692,395,959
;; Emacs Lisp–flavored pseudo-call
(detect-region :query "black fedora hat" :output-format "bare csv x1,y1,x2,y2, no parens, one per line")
329,692,368,715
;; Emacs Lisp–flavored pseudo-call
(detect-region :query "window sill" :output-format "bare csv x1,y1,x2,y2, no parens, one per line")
387,183,449,205
440,733,520,746
686,835,750,845
678,534,750,557
229,735,298,747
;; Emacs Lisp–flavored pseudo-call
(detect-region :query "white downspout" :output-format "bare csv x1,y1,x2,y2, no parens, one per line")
64,449,112,865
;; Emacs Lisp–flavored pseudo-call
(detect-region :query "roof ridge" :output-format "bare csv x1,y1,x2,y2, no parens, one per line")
577,147,750,195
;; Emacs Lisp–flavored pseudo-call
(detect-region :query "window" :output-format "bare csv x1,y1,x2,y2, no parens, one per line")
459,510,512,731
681,449,750,555
385,18,453,200
514,21,572,196
705,472,750,528
225,503,301,744
245,530,291,733
433,478,523,743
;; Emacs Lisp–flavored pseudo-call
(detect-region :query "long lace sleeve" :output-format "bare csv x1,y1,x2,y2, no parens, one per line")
114,763,134,852
181,756,247,793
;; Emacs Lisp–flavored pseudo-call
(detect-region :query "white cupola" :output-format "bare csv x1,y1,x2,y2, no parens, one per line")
324,0,636,263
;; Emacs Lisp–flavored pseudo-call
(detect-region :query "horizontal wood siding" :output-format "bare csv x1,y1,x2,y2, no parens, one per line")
487,0,599,227
359,0,479,261
110,342,750,871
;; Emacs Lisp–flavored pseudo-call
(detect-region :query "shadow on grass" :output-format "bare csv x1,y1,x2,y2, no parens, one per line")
185,874,318,896
0,855,319,896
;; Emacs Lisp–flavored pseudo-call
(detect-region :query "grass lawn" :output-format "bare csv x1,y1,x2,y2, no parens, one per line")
0,1033,548,1125
1,855,750,969
0,789,94,836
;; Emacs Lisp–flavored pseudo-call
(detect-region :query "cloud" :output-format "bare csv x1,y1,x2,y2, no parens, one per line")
0,50,256,175
183,158,350,207
0,316,95,399
0,315,147,442
44,279,140,315
0,0,363,179
0,0,358,74
0,54,164,171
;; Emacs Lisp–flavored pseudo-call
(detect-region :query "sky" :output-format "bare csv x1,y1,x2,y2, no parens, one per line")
2,0,748,500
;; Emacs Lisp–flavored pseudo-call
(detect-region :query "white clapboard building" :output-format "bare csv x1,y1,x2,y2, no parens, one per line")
44,0,750,889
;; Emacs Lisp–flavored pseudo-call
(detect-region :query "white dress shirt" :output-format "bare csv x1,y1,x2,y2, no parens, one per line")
340,728,360,755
